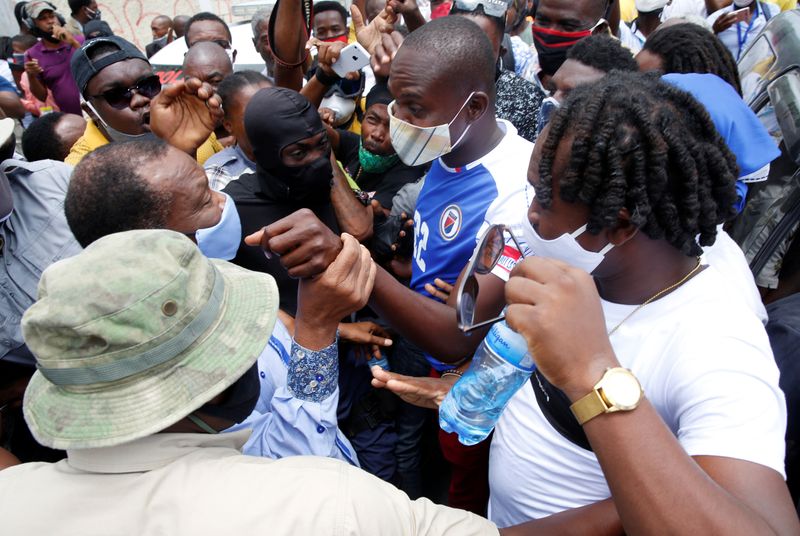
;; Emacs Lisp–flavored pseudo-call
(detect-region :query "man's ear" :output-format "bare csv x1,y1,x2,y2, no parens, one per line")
222,118,233,136
82,100,111,140
466,91,489,123
608,206,639,246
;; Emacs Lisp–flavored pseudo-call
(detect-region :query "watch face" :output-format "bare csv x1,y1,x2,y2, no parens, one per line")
602,368,643,410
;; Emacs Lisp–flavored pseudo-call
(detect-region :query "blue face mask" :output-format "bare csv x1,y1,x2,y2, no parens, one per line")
195,192,242,260
536,96,560,137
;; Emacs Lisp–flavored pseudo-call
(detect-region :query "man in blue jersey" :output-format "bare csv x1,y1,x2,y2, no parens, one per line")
248,15,533,514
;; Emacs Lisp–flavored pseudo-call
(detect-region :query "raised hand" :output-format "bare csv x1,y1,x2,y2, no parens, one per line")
371,31,404,79
244,208,343,279
295,233,377,349
351,3,397,56
149,77,223,156
504,256,619,400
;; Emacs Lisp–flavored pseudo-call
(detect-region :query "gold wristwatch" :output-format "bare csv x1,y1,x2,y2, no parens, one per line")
570,367,644,425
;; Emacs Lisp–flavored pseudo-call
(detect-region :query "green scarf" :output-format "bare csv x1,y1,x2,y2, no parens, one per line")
358,141,399,174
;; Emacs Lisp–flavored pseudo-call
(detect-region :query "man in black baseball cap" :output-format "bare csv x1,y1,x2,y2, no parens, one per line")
65,36,224,166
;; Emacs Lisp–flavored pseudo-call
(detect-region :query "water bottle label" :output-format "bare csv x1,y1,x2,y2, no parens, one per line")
485,322,535,371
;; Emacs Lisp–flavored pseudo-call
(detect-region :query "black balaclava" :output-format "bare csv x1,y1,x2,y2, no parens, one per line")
244,87,333,206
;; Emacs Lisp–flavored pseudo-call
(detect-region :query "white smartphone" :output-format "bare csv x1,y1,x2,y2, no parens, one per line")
331,42,371,78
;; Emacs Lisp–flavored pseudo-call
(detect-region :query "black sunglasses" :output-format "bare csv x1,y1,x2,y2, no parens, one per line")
90,75,161,109
455,224,526,333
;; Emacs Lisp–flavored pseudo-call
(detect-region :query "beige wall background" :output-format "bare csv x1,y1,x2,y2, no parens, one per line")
3,0,243,50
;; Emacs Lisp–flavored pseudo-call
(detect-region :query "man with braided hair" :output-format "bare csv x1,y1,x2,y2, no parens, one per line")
366,72,798,533
636,22,742,94
484,72,796,531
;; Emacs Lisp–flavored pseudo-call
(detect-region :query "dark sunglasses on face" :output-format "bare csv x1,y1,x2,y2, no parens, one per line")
90,75,162,109
451,0,509,19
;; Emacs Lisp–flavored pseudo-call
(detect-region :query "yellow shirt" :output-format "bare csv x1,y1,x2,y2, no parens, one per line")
65,120,223,166
763,0,796,10
620,0,638,22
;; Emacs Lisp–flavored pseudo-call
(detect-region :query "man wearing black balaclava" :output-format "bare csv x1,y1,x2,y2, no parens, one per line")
223,87,339,315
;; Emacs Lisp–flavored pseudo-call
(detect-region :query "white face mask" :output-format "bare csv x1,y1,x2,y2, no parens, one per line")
85,101,158,143
195,192,242,260
319,94,357,127
519,213,614,274
387,92,475,167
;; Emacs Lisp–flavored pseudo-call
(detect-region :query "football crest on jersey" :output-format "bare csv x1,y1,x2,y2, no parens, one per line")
439,204,462,241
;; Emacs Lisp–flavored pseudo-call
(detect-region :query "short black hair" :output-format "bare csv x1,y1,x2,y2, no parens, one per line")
567,34,638,73
11,34,37,48
314,1,349,24
21,112,73,162
643,23,742,95
184,12,232,46
537,71,738,257
68,0,91,14
400,16,496,102
217,71,272,117
65,139,173,248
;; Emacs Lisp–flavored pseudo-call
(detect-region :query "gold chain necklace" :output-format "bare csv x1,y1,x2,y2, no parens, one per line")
607,257,703,336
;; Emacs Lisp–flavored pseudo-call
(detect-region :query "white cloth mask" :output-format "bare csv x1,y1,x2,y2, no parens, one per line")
387,92,475,166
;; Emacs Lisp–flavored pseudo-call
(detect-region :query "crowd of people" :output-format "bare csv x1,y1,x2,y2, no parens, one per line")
0,0,799,533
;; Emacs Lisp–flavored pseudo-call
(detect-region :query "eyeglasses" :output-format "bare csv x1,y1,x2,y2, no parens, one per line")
455,224,526,332
451,0,510,20
89,75,161,109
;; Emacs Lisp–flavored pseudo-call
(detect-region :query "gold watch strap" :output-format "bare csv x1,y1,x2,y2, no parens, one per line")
570,389,609,425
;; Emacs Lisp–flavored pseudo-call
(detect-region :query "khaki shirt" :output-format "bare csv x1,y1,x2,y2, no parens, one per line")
0,430,498,535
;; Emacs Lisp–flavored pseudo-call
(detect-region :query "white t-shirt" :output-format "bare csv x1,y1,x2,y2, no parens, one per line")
702,227,767,323
488,266,786,526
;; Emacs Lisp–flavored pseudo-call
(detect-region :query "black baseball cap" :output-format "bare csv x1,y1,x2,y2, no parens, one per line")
70,36,149,96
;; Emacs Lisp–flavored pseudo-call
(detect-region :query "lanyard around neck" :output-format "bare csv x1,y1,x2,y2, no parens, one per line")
736,2,760,60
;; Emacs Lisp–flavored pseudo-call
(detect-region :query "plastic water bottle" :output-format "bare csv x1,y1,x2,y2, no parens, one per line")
439,321,535,445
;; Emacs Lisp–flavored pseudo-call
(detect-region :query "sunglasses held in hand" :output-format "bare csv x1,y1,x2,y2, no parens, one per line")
455,224,526,333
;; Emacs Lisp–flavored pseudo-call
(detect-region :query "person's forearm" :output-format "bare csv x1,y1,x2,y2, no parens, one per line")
0,93,25,119
300,76,332,108
27,75,47,102
579,396,790,535
272,0,306,90
331,170,373,242
369,267,489,361
500,499,622,536
403,9,427,32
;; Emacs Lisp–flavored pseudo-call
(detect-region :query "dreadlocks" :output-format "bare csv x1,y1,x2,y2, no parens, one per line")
537,71,738,257
642,23,742,95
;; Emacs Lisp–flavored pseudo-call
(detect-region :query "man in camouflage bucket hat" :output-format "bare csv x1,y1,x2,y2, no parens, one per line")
0,229,499,535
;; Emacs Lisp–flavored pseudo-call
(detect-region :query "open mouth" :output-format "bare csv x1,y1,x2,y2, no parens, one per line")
141,111,151,131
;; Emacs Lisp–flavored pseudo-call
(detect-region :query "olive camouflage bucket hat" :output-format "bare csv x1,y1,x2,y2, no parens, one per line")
21,229,278,450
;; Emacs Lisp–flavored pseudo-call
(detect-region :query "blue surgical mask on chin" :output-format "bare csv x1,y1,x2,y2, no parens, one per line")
519,213,614,274
196,192,242,260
